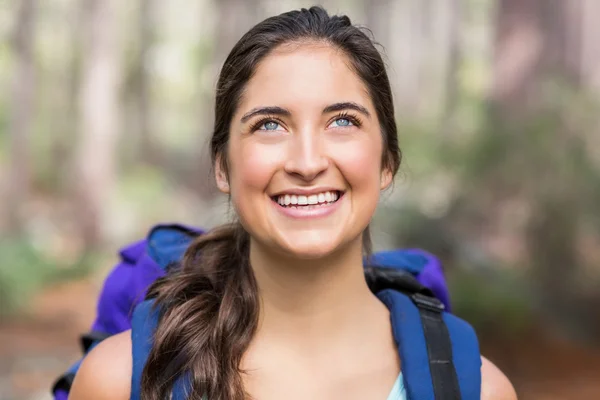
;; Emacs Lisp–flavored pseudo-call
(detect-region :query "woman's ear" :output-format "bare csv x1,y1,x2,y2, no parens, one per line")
380,167,393,191
215,156,230,194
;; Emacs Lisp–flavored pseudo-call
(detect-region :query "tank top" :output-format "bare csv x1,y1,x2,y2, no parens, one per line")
386,373,407,400
198,374,405,400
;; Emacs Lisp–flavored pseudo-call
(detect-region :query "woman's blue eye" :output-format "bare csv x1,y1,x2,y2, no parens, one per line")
262,121,280,130
330,118,353,128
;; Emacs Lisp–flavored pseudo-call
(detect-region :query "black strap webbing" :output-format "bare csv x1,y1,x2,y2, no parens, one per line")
80,330,113,353
411,293,462,400
365,266,463,399
52,372,75,394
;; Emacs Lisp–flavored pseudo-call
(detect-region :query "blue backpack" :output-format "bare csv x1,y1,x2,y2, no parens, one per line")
53,223,481,400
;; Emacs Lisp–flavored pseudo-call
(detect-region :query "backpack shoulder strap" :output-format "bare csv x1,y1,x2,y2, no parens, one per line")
147,224,202,270
130,299,158,400
377,289,481,400
130,299,192,400
442,309,482,400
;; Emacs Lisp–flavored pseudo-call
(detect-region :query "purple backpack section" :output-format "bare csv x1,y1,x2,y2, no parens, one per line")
51,223,451,399
366,248,451,313
91,239,156,334
92,224,204,334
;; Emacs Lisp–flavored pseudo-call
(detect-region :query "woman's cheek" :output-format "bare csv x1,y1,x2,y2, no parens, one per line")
232,142,283,191
332,140,383,189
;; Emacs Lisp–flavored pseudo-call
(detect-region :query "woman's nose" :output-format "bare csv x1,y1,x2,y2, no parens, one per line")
283,130,329,182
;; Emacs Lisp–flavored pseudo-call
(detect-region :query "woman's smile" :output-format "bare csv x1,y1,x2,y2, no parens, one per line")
270,189,345,219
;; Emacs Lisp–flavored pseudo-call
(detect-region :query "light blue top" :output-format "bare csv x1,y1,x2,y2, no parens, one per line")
386,373,406,400
198,373,405,400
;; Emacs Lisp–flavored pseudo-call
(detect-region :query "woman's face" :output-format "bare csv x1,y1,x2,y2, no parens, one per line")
217,43,392,259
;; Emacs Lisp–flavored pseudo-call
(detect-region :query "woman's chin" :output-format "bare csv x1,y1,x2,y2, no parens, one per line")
275,233,348,261
285,247,337,260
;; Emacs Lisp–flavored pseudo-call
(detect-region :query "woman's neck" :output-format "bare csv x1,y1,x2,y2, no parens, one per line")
248,237,386,343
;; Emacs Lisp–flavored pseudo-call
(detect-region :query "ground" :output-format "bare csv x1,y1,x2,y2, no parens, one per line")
0,280,98,400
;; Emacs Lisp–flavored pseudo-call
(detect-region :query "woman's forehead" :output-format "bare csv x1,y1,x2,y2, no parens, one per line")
237,44,373,115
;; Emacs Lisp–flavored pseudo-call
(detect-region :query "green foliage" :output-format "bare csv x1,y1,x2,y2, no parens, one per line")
0,237,57,315
448,267,533,337
0,236,98,317
396,122,442,179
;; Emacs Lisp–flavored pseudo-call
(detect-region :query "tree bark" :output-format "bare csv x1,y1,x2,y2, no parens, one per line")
364,0,392,45
5,0,37,234
491,0,585,116
48,1,83,194
73,0,121,249
580,0,600,90
439,0,463,139
490,0,600,340
134,0,159,165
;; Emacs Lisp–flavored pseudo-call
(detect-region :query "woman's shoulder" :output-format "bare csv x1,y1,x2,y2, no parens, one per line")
480,356,518,400
69,330,132,400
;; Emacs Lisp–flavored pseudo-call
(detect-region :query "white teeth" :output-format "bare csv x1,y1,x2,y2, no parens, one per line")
297,195,308,205
276,191,341,207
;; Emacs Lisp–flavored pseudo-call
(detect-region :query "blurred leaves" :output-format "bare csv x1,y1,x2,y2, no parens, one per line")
0,236,97,316
448,267,533,337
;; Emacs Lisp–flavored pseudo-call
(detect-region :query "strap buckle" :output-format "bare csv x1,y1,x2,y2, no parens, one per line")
411,293,445,312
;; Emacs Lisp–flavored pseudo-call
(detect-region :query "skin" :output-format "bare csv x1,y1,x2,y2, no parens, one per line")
70,43,518,400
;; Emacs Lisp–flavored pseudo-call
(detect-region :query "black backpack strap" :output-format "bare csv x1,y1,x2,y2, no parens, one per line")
80,330,113,353
368,267,464,399
52,372,76,397
51,330,113,396
365,265,436,297
411,293,462,400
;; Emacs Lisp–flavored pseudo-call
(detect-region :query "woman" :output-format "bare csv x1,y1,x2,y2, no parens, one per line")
71,6,517,400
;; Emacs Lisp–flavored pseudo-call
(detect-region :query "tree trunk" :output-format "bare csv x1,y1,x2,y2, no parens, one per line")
438,0,463,139
580,0,600,90
364,0,392,45
491,0,584,116
5,0,37,234
73,0,121,249
491,0,544,115
48,1,83,194
491,0,600,339
134,0,159,165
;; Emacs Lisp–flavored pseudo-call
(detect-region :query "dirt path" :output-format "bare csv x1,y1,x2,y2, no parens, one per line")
0,280,99,400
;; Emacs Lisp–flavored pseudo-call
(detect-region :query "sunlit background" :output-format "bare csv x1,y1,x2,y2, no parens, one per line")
1,0,600,399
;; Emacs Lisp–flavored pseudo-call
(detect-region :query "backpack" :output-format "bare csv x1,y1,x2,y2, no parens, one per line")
52,223,481,400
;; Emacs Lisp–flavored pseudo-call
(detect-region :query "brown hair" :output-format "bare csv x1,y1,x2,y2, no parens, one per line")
141,6,401,400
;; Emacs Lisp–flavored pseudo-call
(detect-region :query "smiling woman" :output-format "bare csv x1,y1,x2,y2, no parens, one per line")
221,43,391,260
69,6,516,400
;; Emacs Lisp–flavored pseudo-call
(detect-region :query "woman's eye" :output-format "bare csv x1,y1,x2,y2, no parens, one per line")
328,118,354,128
259,121,283,131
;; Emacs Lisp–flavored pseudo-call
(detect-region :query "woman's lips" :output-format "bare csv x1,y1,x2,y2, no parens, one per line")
271,192,344,219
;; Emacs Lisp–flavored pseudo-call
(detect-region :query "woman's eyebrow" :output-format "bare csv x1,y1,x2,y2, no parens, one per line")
322,102,371,118
240,106,291,123
240,102,370,123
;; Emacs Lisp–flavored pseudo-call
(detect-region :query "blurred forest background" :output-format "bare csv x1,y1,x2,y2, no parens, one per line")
1,0,600,399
